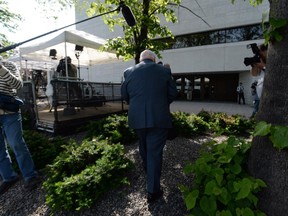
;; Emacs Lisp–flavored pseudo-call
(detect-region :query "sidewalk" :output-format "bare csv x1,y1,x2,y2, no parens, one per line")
170,101,253,118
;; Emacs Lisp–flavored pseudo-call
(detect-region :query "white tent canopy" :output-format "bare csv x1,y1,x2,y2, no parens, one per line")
18,29,121,67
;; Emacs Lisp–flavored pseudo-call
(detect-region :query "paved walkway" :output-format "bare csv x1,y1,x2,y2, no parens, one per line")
170,101,253,118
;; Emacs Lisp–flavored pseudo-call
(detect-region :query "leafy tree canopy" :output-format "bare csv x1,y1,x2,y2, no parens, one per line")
0,0,22,55
86,0,181,62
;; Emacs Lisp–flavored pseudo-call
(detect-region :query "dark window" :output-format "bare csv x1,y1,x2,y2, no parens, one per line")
156,24,264,50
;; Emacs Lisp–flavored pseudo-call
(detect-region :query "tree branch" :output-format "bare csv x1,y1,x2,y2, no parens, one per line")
168,2,211,28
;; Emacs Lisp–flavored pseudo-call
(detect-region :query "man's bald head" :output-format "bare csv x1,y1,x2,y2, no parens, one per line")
139,50,156,62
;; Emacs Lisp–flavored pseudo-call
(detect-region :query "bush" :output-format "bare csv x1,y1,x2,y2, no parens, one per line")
43,139,133,211
171,111,210,137
209,113,253,135
8,130,68,171
180,136,266,216
197,109,212,123
83,114,137,145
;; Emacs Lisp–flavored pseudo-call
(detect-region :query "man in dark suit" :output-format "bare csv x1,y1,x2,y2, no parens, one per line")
121,50,178,203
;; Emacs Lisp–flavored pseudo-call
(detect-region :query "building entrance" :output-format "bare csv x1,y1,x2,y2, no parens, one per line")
173,73,239,102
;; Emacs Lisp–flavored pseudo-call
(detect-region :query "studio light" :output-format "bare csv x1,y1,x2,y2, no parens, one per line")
74,45,83,59
49,49,57,60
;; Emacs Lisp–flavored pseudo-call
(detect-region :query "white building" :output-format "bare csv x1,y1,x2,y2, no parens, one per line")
75,0,269,104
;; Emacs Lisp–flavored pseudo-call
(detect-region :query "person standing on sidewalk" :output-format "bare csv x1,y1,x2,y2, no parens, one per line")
0,55,40,195
236,82,245,104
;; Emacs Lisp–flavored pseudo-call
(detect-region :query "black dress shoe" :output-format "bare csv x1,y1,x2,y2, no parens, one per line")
0,177,19,195
24,176,41,190
147,189,163,203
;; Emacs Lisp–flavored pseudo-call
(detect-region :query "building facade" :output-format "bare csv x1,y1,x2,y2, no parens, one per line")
75,0,269,104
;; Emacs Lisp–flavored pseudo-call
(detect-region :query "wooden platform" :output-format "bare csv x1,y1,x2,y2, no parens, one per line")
35,100,128,135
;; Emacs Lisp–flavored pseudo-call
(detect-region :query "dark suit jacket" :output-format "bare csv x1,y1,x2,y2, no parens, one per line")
121,59,178,129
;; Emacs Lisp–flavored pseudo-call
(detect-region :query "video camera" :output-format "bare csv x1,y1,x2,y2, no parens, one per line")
251,80,258,89
244,43,261,66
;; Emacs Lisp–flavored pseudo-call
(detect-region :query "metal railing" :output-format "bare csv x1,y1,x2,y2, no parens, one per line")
18,80,125,131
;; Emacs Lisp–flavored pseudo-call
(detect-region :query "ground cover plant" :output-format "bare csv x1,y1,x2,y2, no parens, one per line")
82,113,138,145
180,136,266,216
15,110,258,213
43,139,133,211
8,130,69,172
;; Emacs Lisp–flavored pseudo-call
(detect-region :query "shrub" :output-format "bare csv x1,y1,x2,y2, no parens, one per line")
172,111,210,137
43,139,133,211
209,113,253,135
197,109,212,123
180,136,266,216
83,114,137,145
8,130,68,171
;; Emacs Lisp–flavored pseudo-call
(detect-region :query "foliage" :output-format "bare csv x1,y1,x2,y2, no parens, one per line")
232,0,287,44
43,139,133,211
82,111,252,143
83,113,137,145
209,112,254,136
171,111,210,137
263,18,288,44
0,0,22,57
24,131,69,170
16,111,256,213
231,0,264,7
197,110,254,136
9,130,68,171
254,121,288,149
35,0,77,19
86,0,181,62
0,0,22,33
197,109,212,123
180,136,266,216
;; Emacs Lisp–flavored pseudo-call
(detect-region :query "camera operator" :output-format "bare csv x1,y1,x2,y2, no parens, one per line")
0,54,40,195
250,44,267,96
250,81,260,118
247,43,268,118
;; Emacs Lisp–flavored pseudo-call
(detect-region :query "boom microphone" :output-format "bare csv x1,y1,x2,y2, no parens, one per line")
120,1,136,27
0,2,135,54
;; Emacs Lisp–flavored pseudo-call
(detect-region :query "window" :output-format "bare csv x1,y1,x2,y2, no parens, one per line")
156,24,264,50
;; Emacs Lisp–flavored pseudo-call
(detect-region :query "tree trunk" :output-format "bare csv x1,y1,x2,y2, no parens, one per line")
248,0,288,215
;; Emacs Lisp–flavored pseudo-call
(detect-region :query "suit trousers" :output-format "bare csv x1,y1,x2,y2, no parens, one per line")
135,128,167,193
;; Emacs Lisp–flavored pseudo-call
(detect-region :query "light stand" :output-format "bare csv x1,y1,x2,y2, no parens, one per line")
74,45,83,79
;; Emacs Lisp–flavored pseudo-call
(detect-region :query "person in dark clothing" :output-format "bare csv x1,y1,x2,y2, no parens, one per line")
121,50,178,203
236,82,245,104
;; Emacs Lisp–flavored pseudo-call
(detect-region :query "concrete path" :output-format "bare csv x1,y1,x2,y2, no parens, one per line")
170,101,253,118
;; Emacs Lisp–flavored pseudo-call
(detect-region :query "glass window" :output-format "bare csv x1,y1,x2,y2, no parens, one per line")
156,24,264,50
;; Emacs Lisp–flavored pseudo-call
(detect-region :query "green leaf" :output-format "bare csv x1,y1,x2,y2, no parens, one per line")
198,161,212,174
183,163,194,174
254,121,271,136
243,207,255,216
271,31,284,42
230,163,242,175
216,210,233,216
218,187,231,205
270,126,288,149
200,196,217,216
270,18,288,28
215,173,223,186
235,178,253,200
254,179,267,189
185,190,199,210
205,180,218,195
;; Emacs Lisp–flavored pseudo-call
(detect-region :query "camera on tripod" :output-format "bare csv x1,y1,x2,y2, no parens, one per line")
243,43,261,66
